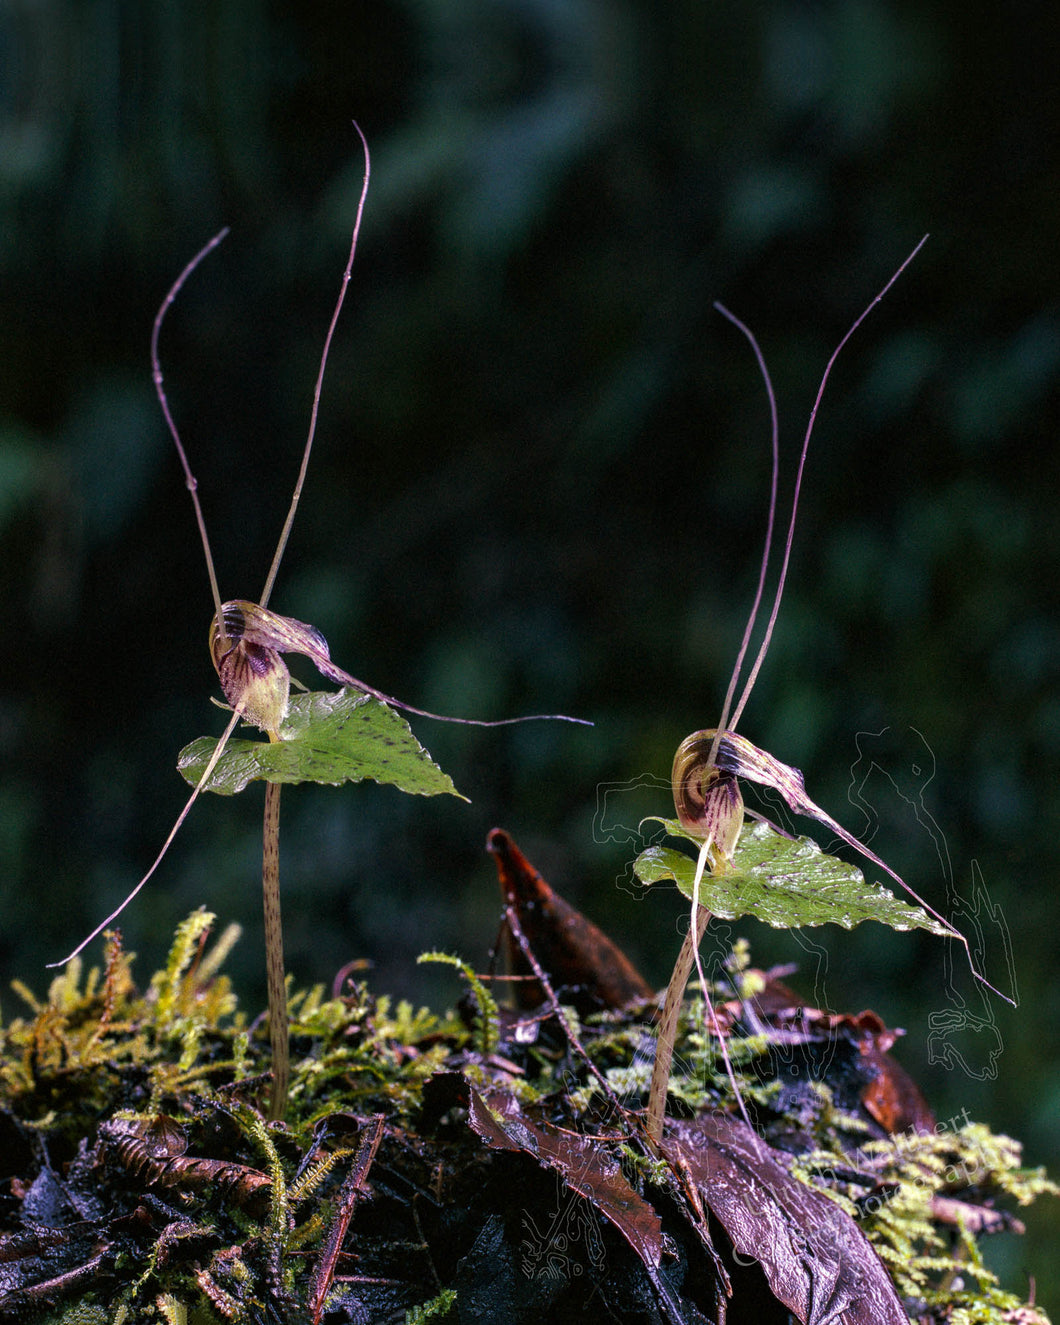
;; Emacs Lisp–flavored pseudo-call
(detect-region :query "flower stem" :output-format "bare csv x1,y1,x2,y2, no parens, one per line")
262,769,288,1120
646,902,711,1148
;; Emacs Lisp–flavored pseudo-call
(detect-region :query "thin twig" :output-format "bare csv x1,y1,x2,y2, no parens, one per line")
503,905,624,1113
307,1115,385,1323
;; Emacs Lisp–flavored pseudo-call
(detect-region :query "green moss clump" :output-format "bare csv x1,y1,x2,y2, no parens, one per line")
0,916,1053,1324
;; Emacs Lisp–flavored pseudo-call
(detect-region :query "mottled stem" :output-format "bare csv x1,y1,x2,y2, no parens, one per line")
262,767,288,1120
646,903,711,1148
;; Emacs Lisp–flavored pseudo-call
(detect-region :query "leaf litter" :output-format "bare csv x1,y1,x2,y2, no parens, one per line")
1,834,1052,1324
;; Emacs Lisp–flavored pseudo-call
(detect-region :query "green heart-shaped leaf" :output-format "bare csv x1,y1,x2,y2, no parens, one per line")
178,688,465,799
634,818,950,936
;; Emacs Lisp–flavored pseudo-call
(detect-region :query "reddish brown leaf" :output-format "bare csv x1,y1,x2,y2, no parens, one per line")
467,1085,664,1271
663,1114,907,1325
487,828,652,1013
839,1010,934,1135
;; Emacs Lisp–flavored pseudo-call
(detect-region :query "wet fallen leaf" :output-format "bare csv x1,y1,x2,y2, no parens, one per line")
663,1113,908,1325
467,1083,663,1270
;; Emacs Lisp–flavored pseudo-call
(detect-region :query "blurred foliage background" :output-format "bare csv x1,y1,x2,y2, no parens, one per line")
1,0,1058,1308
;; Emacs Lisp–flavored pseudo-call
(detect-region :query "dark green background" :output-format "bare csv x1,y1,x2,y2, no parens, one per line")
2,0,1057,1309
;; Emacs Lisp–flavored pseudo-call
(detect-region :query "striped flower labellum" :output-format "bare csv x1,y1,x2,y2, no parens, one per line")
209,600,350,735
671,731,744,869
211,603,297,733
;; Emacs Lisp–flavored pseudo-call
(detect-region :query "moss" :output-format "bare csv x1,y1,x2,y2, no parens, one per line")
1,915,1053,1324
790,1111,1056,1320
